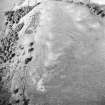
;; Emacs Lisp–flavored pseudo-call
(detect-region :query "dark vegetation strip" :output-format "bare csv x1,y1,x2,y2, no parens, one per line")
87,3,105,18
0,2,41,105
0,17,22,105
0,22,25,64
0,30,18,105
0,30,19,64
5,2,41,25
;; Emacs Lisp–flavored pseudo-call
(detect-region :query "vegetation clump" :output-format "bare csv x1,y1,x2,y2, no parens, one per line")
87,3,105,18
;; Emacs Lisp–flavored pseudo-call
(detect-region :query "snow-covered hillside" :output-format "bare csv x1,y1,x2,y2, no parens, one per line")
1,0,105,105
